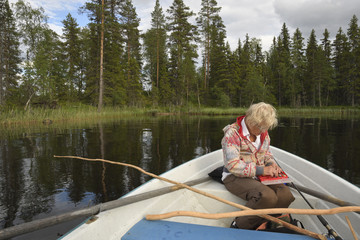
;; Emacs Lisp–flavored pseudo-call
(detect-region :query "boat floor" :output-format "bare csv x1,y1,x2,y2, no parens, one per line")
122,219,323,240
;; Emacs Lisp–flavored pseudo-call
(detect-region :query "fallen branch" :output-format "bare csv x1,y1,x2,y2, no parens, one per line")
146,206,360,220
54,155,327,240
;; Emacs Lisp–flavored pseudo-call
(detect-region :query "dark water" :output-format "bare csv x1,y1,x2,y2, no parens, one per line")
0,116,359,238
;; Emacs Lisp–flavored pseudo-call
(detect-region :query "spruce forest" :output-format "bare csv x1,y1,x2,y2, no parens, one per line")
1,0,360,110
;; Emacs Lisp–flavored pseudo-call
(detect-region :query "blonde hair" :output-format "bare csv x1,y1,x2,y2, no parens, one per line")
245,102,278,130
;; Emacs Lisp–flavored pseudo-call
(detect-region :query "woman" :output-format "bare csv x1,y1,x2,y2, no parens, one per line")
221,102,295,230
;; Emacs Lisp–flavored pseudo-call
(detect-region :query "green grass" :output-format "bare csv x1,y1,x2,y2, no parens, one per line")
173,106,360,117
0,105,151,126
1,105,359,126
277,106,360,117
187,107,246,115
0,104,359,139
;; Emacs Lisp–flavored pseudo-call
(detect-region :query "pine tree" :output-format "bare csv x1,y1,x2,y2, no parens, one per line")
196,0,222,93
305,29,318,106
290,28,306,106
105,0,126,106
208,16,228,106
266,37,281,106
143,0,169,105
33,29,64,103
313,46,326,107
320,29,335,106
242,64,267,104
80,0,102,105
0,0,21,106
333,27,351,105
76,28,89,101
347,15,360,106
62,14,82,101
228,40,243,106
167,0,198,105
277,23,292,106
81,0,128,106
237,35,252,106
119,0,142,106
241,37,272,106
209,39,229,107
98,0,105,112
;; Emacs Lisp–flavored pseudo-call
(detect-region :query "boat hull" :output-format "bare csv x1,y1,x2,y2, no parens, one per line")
60,148,360,240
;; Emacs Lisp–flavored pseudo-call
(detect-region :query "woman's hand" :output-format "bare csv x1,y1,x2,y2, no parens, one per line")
263,165,282,177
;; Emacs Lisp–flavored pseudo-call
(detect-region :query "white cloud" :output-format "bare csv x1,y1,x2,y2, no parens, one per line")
9,0,360,52
48,23,63,36
9,0,87,35
274,0,360,39
218,0,281,50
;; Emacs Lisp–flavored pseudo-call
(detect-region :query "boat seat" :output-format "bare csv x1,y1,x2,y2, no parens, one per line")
121,219,318,240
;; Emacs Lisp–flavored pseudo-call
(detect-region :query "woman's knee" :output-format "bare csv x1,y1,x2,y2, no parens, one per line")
276,186,295,207
258,188,278,208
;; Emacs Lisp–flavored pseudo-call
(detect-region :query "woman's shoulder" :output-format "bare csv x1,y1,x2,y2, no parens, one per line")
223,122,239,133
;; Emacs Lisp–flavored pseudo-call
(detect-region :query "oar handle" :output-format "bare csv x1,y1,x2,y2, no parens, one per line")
0,176,211,240
289,182,344,240
274,159,345,240
287,183,359,208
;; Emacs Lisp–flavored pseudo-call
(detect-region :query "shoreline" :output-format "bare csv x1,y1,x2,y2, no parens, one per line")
0,106,359,126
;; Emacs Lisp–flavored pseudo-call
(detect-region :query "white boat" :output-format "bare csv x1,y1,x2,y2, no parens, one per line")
60,147,360,240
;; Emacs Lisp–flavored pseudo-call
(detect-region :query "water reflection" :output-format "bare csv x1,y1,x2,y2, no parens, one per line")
140,129,153,184
270,117,360,186
0,116,359,233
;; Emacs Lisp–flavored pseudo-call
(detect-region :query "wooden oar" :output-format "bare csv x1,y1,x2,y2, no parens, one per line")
0,177,210,240
290,182,344,240
274,159,345,240
287,183,359,208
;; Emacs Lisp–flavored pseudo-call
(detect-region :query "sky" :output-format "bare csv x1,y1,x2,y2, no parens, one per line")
8,0,360,52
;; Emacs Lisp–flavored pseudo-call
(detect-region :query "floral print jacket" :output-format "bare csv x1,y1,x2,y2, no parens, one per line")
221,116,274,178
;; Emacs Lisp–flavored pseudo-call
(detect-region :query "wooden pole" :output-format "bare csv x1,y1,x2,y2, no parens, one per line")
146,206,360,221
345,216,358,240
0,177,210,240
54,155,327,240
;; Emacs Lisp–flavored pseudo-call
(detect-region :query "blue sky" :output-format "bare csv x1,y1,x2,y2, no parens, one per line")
8,0,360,52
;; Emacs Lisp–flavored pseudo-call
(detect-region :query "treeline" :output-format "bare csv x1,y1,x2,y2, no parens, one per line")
1,0,360,110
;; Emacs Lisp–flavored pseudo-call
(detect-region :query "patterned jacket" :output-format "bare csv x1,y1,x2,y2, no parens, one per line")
221,116,274,178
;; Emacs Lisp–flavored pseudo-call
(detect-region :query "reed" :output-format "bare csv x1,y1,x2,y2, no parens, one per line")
187,107,246,115
0,105,359,126
277,107,360,117
182,106,360,117
0,105,150,126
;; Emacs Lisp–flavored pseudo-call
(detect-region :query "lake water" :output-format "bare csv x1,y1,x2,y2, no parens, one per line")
0,115,359,239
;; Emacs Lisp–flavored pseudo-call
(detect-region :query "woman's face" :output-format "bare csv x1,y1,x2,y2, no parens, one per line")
248,122,268,136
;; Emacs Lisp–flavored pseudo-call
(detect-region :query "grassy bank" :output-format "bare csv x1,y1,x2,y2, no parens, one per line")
0,105,359,126
0,105,153,126
277,106,360,117
185,106,360,117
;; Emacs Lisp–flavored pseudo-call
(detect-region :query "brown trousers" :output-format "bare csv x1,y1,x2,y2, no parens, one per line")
223,174,295,230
